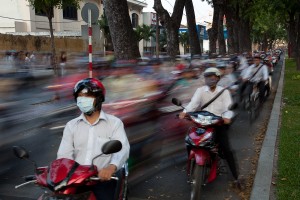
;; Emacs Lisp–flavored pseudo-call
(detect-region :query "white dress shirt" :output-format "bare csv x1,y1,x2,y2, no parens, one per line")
218,74,238,90
57,110,130,170
242,63,269,82
184,85,233,117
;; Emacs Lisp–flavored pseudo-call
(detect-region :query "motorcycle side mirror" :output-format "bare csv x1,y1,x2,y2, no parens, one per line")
172,98,182,106
102,140,122,155
13,146,29,159
91,140,122,169
13,146,38,172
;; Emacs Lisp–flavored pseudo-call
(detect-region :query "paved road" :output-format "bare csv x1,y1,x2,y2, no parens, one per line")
0,60,282,199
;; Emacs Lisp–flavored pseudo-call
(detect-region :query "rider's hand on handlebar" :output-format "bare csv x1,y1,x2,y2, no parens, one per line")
223,118,231,124
98,164,117,181
179,112,186,119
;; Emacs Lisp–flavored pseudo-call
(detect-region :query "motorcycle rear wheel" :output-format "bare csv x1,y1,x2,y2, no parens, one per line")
190,165,205,200
249,95,260,123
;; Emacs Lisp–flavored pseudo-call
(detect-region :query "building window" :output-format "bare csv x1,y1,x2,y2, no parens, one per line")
63,6,78,20
132,13,139,28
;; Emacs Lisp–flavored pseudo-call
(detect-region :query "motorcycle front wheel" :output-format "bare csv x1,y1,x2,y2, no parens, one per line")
190,165,205,200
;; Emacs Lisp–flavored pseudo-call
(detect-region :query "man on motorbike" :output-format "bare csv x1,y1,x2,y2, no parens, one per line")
241,54,269,103
57,78,130,200
179,67,243,188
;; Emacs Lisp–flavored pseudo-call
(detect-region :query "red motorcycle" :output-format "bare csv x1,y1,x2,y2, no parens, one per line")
13,140,128,200
172,98,227,200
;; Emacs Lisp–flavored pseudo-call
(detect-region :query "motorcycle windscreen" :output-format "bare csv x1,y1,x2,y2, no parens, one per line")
48,158,79,184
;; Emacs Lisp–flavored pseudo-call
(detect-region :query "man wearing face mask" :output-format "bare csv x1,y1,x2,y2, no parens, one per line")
179,67,243,189
57,78,130,200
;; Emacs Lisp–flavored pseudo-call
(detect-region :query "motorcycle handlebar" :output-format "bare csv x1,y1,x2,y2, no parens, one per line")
15,180,37,189
24,175,36,181
89,176,119,181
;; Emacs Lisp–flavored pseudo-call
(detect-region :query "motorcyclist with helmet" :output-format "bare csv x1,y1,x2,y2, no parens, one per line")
241,54,269,103
57,78,130,200
179,67,243,188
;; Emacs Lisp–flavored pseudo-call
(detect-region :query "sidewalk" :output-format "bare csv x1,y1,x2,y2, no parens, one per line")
250,58,285,199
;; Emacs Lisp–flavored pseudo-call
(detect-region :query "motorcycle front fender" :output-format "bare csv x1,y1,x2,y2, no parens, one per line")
189,149,211,166
38,191,97,200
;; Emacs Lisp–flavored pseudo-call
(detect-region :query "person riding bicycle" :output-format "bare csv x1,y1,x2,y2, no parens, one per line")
179,67,243,189
241,54,269,103
57,78,130,200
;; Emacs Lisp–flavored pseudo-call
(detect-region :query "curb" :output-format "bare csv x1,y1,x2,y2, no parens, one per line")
250,58,285,199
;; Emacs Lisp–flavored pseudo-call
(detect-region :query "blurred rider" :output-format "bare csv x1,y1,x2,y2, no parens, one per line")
57,78,130,200
241,55,269,103
179,67,243,188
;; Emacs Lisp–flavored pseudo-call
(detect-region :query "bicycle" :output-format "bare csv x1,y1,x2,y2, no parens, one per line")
242,82,261,123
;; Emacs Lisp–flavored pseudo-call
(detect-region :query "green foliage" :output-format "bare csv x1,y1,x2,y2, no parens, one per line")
159,29,167,49
278,58,300,199
133,24,156,42
98,13,110,38
27,0,81,17
178,31,189,47
27,0,81,9
134,25,144,42
249,0,287,47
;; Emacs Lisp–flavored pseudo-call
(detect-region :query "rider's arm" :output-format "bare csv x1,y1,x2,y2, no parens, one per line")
109,119,130,170
241,66,252,81
57,122,75,160
221,89,234,124
262,65,269,81
184,88,203,113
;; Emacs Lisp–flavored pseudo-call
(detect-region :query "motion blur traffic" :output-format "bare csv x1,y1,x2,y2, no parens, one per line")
0,49,283,175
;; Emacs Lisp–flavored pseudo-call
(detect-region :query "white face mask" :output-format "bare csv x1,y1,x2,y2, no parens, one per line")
77,96,95,114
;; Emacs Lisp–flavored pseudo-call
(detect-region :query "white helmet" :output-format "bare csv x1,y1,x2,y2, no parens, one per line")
203,67,221,77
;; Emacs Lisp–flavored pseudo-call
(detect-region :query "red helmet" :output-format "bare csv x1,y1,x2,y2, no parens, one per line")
73,78,106,105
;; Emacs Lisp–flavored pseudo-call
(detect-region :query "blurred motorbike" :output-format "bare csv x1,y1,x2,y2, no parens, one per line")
172,98,232,200
13,140,128,200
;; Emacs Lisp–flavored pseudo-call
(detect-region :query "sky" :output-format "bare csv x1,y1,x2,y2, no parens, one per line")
143,0,214,25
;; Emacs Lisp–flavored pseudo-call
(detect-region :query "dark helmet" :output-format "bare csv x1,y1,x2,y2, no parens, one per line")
73,78,106,110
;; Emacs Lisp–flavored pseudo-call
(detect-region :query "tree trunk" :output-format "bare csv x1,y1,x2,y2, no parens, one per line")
103,0,140,59
233,20,239,53
154,0,186,59
48,16,57,75
232,4,240,53
238,18,252,53
217,2,226,55
209,0,219,55
166,26,180,57
262,34,268,51
185,0,201,56
287,12,297,58
225,3,235,54
296,13,300,70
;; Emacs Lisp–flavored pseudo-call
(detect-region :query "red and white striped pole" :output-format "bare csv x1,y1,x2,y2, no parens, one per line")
88,9,93,78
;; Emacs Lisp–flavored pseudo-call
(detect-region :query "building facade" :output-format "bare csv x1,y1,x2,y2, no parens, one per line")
0,0,147,53
0,0,104,33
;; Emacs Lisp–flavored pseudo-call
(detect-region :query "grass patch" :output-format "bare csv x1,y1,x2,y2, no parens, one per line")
277,58,300,199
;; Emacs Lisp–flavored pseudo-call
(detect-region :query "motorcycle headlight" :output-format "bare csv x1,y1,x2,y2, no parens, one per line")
185,135,195,146
199,132,212,143
191,115,213,125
